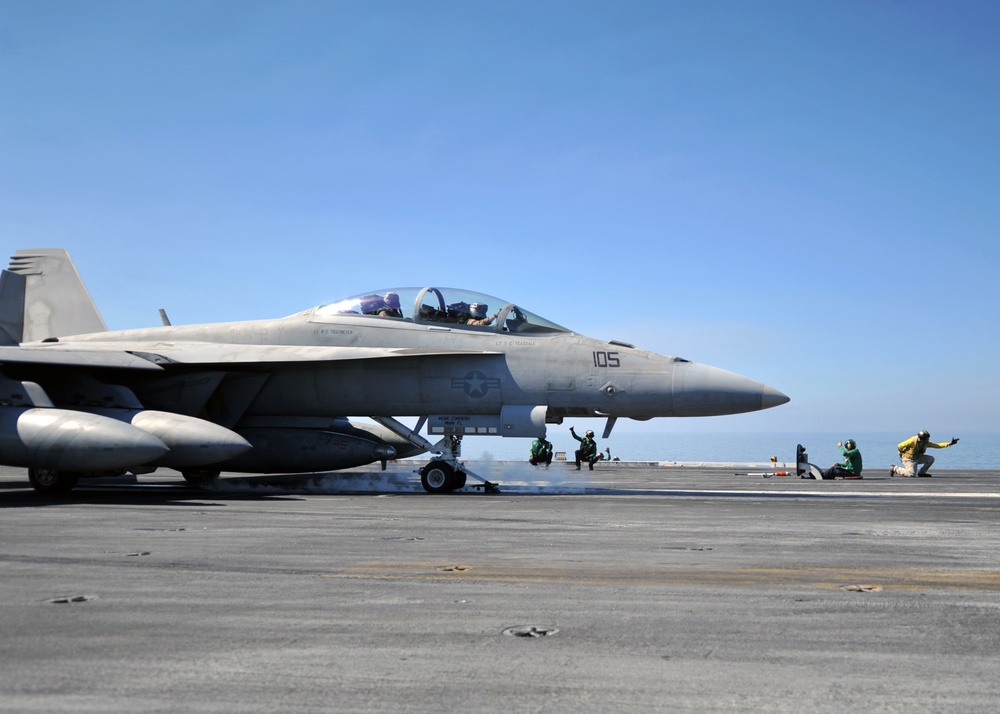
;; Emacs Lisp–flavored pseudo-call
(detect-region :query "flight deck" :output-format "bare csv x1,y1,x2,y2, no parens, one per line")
2,461,998,712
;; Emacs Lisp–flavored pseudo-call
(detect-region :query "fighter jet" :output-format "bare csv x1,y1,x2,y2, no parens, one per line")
0,249,789,494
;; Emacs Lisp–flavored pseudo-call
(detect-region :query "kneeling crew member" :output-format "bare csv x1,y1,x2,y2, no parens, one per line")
890,430,959,477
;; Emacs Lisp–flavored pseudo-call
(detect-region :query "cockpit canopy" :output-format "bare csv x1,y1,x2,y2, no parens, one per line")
315,287,570,334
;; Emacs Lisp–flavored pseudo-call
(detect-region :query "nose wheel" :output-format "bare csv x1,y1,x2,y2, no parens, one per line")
420,461,465,493
419,460,497,494
368,418,501,494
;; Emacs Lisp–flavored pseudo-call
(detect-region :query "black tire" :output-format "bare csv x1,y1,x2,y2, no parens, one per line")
28,468,79,495
181,469,221,486
420,461,455,493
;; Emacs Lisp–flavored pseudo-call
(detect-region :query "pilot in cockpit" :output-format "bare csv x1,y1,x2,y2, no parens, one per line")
376,292,403,318
465,303,497,326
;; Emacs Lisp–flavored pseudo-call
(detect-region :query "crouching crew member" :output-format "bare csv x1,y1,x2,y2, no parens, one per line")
570,426,604,470
529,436,553,467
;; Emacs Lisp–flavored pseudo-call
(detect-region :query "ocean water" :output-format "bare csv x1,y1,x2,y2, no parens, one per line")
449,431,1000,470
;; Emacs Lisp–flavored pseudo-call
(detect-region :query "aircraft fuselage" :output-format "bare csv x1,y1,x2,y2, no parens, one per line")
53,310,784,421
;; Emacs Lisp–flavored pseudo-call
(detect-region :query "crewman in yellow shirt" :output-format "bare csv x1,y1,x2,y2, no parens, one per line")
890,430,959,477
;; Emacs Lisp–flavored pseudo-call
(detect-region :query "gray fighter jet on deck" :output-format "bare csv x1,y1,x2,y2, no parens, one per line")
0,249,789,494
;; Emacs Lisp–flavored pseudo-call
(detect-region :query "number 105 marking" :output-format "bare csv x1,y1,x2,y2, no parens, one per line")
593,351,621,368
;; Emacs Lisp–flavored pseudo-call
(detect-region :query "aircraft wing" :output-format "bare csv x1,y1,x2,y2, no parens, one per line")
0,346,166,370
0,343,502,370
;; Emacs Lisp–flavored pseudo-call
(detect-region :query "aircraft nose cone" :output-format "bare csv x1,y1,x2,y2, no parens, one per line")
672,364,790,416
761,384,790,410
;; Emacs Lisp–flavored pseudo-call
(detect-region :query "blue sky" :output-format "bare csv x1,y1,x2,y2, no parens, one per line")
2,1,998,435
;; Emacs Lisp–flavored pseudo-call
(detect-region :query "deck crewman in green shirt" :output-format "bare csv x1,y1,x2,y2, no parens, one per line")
821,439,863,479
570,426,604,471
529,437,553,467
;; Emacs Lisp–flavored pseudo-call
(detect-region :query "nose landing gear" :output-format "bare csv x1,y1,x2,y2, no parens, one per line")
419,461,465,493
370,417,501,494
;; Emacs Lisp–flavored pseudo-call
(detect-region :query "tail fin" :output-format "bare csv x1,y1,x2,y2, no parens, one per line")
0,269,26,344
6,249,107,342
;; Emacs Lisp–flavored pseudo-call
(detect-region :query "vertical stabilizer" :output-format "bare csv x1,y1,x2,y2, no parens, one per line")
7,249,108,341
0,269,26,345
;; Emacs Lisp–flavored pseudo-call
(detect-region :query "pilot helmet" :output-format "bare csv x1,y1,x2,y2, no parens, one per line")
470,303,488,318
585,429,595,438
918,430,930,441
384,292,400,309
844,439,856,450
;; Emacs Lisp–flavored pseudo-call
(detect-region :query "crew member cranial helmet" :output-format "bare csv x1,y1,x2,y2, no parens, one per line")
918,430,930,440
470,303,488,318
585,429,595,437
844,439,856,450
384,292,400,309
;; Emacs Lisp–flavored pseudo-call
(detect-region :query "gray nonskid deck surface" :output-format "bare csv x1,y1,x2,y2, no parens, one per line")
2,463,998,713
